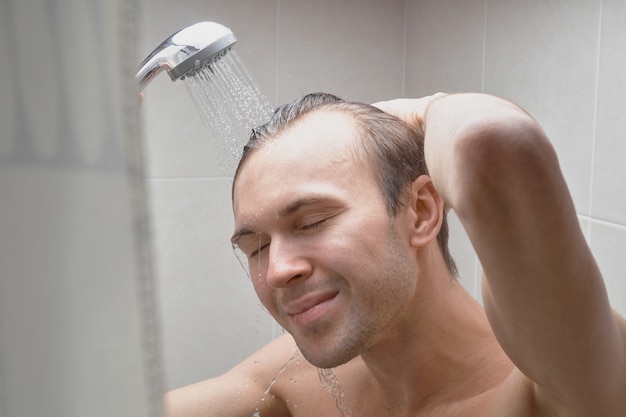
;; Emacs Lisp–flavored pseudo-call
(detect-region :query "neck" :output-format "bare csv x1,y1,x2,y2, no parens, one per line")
358,267,513,415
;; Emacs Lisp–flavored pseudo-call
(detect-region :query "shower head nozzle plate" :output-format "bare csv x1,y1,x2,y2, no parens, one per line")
136,21,237,89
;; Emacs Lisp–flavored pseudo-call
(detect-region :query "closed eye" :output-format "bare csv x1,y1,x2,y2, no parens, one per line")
300,217,330,231
249,242,269,258
233,234,270,259
299,206,346,232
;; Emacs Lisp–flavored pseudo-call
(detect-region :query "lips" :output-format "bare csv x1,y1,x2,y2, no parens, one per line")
285,291,339,326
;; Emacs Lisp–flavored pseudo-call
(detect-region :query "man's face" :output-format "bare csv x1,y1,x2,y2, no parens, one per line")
232,111,420,368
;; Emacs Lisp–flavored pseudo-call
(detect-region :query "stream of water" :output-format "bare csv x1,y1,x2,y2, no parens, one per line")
318,368,353,417
182,50,273,175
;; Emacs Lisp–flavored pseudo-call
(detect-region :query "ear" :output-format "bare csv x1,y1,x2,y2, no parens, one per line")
406,175,444,249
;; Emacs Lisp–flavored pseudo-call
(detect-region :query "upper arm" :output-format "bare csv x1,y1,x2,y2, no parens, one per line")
163,335,296,417
440,97,626,415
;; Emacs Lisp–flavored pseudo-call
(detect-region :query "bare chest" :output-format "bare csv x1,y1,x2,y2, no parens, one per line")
278,369,546,417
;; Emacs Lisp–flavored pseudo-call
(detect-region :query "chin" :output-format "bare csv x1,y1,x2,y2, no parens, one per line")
295,336,362,369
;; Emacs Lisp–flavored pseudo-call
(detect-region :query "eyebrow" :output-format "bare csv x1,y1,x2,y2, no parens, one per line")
231,196,335,245
230,227,256,246
280,196,329,217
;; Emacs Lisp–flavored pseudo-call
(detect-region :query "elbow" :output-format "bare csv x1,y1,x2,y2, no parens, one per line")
456,107,557,180
451,109,562,216
459,106,553,163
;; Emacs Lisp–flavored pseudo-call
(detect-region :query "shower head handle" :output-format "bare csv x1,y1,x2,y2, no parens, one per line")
136,21,237,89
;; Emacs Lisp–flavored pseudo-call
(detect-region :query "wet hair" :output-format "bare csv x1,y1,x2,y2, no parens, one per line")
233,92,457,276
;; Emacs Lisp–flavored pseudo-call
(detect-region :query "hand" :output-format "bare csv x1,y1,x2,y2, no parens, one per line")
373,93,450,213
372,92,447,134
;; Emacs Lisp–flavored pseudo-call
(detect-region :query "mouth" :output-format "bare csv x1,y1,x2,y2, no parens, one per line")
286,291,339,327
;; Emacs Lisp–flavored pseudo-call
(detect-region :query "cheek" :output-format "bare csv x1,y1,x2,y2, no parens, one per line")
249,271,277,312
254,288,282,323
251,275,270,298
335,230,384,266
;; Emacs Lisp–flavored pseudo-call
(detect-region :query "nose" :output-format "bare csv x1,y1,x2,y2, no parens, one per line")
264,237,311,289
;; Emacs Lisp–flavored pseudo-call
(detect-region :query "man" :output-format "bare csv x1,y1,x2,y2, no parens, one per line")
165,92,626,417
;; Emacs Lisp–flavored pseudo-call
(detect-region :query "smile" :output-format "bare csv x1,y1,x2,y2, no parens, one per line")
286,291,339,327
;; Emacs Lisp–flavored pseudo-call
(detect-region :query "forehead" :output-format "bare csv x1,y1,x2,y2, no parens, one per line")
258,109,360,167
232,110,377,220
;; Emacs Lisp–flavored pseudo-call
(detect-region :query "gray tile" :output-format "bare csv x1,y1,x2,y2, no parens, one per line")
589,220,626,317
591,0,626,224
484,0,600,215
277,0,405,104
405,0,485,96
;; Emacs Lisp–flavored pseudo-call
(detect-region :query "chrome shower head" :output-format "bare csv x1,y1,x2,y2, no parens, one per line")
136,21,237,89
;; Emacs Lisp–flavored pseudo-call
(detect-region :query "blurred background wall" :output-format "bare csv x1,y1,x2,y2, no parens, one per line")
141,0,626,392
0,1,161,416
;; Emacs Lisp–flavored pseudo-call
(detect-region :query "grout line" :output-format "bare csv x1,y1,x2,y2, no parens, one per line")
274,0,281,106
579,214,626,231
401,0,408,97
481,0,488,93
587,0,604,233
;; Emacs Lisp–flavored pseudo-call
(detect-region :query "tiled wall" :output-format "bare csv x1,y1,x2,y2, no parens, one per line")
141,0,626,390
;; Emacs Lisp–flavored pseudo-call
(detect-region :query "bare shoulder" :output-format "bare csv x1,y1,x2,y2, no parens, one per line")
163,334,299,417
163,334,344,417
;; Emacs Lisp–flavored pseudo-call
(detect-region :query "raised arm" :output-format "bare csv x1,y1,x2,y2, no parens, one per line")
376,93,626,416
